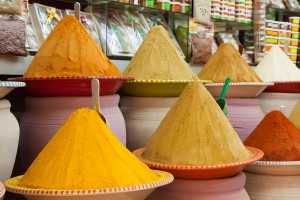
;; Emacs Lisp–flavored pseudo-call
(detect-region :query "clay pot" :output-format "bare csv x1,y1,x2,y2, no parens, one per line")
0,100,19,182
147,172,250,200
259,92,300,116
244,161,300,200
0,181,5,200
19,95,125,170
119,96,178,151
226,98,264,141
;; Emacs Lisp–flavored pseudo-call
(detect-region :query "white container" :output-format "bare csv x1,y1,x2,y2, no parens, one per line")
19,95,126,170
119,96,178,151
147,172,250,200
259,92,300,116
0,100,19,182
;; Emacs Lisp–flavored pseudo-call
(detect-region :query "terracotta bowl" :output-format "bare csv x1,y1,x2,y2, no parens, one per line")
133,146,264,179
8,76,134,97
244,161,300,200
264,81,300,93
5,170,174,200
0,181,5,199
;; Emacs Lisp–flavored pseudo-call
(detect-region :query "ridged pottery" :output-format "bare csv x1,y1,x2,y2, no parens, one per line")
0,181,5,200
20,95,125,170
259,92,300,116
244,161,300,200
0,99,19,182
119,96,178,151
226,98,264,141
147,172,250,200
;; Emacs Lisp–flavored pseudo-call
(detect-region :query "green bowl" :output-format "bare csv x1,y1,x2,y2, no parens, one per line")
118,79,211,97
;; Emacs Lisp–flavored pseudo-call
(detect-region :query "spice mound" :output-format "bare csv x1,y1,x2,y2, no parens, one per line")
289,100,300,129
24,16,121,78
198,43,262,83
18,108,159,190
140,81,252,166
244,110,300,161
255,46,300,82
123,25,195,81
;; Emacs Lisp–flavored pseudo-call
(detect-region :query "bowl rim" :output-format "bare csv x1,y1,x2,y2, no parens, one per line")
5,170,174,196
0,181,5,198
7,76,135,81
251,160,300,166
133,146,264,171
124,79,212,83
204,82,274,86
0,81,26,87
273,81,300,84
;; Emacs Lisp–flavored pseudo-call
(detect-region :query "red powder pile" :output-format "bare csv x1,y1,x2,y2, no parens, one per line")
244,110,300,161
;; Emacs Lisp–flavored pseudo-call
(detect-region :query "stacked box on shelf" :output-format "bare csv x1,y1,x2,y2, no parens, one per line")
235,0,245,23
244,30,255,63
253,0,266,63
245,0,252,24
220,0,229,20
288,17,300,65
228,0,235,21
265,20,290,52
211,0,221,19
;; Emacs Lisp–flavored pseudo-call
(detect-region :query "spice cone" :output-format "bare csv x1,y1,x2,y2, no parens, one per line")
198,43,262,83
289,100,300,130
141,81,252,166
24,16,121,77
244,110,300,161
255,46,300,82
18,108,159,189
123,25,195,80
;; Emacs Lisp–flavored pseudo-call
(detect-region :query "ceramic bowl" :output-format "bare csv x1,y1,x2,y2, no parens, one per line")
119,79,211,97
204,82,274,98
133,146,264,179
263,81,300,93
8,76,134,97
0,181,5,199
5,170,174,200
0,81,26,99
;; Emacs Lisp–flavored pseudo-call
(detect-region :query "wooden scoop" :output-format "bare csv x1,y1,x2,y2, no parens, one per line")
91,79,109,127
216,77,231,116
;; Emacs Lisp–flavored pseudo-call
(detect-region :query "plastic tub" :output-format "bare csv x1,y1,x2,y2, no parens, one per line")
170,1,180,11
291,39,299,46
289,17,300,25
289,54,298,61
265,44,273,51
291,24,299,32
265,28,273,36
180,3,190,13
288,46,298,54
156,0,171,10
265,36,278,45
291,32,299,39
211,3,221,10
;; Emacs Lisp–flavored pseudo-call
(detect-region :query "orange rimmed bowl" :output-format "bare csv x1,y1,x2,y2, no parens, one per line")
133,146,264,180
7,76,134,97
118,79,211,97
5,170,173,200
263,81,300,93
0,181,5,199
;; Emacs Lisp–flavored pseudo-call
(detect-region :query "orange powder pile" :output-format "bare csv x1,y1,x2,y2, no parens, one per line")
198,43,262,83
24,16,121,77
244,110,300,161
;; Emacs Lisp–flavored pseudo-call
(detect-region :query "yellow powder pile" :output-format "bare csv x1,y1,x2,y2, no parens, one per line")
18,108,159,190
123,25,195,80
141,81,252,166
289,100,300,129
198,43,262,83
24,16,121,77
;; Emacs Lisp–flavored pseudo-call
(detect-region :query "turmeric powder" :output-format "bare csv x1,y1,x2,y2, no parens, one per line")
24,16,122,77
198,43,262,83
18,108,159,189
123,25,195,80
141,81,252,166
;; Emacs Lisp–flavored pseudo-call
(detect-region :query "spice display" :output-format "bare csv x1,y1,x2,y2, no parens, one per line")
198,43,262,83
123,25,195,80
244,110,300,161
23,16,122,78
255,46,300,82
0,0,23,15
289,100,300,129
0,18,27,56
140,81,252,166
18,108,159,189
191,35,213,64
193,0,211,25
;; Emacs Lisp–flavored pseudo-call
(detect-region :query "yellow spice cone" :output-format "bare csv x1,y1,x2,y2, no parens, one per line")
198,43,262,83
141,81,252,166
18,108,158,190
24,16,121,77
123,25,195,80
289,100,300,129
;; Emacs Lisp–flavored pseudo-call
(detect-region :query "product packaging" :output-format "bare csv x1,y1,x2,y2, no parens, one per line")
193,0,211,25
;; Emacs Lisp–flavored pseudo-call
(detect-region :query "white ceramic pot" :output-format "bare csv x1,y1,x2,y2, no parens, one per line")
119,96,178,151
147,172,250,200
244,161,300,200
226,98,264,141
259,92,300,116
0,99,20,182
20,95,125,170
